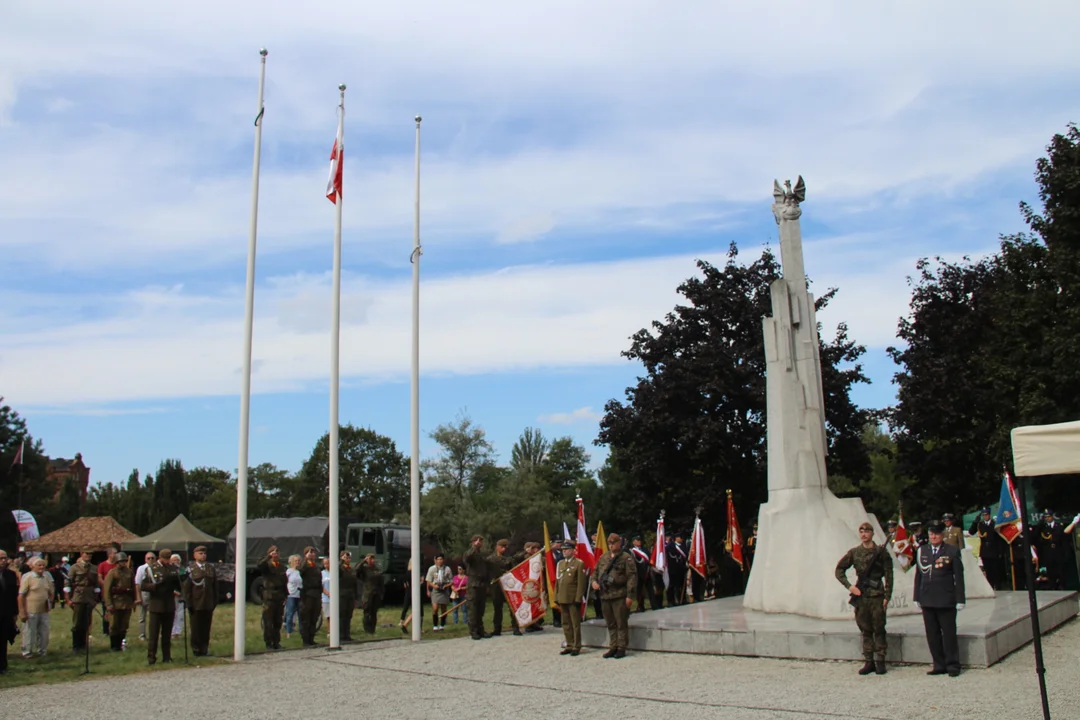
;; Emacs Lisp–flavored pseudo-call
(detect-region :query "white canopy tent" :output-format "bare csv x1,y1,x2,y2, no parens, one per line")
1011,419,1080,477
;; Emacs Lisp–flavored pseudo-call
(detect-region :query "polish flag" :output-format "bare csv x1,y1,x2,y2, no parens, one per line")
689,516,707,578
891,509,914,571
575,496,595,571
326,130,343,203
650,514,669,588
726,490,744,569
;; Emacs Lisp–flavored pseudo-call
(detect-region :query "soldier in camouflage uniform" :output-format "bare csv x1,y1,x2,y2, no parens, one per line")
463,536,491,640
257,545,288,649
835,522,893,675
488,539,521,636
591,533,636,659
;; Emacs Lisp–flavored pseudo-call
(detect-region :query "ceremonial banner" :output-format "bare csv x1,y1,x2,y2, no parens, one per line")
726,489,744,569
575,496,596,570
649,514,669,588
689,516,706,578
499,552,547,628
890,509,914,571
995,471,1023,544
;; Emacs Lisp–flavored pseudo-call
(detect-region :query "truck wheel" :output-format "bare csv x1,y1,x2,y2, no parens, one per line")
250,577,265,605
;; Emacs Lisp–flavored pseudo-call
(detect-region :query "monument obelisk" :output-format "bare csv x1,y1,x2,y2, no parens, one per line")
743,177,991,619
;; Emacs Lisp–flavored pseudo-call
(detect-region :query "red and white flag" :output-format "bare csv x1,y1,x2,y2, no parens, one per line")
689,515,707,578
890,509,914,571
10,439,23,469
575,496,596,571
649,514,669,588
726,490,745,569
498,552,547,628
326,114,344,203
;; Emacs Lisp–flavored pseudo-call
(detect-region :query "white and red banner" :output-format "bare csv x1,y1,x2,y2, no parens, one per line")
12,509,39,542
650,514,669,588
689,516,707,578
891,509,914,571
326,126,344,203
575,496,596,570
499,552,547,628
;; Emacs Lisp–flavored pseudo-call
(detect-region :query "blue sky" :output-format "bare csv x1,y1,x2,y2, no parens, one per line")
2,2,1078,487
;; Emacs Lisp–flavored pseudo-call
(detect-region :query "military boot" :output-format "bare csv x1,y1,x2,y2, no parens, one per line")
858,659,875,675
602,648,617,658
875,660,887,675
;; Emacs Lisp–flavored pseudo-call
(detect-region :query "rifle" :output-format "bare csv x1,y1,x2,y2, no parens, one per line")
849,543,888,607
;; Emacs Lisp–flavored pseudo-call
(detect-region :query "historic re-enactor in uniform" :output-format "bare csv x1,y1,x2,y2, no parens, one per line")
257,545,288,649
835,521,893,675
338,551,358,641
968,507,1006,590
298,546,323,646
591,533,636,659
941,514,964,549
141,548,181,665
65,551,98,653
463,535,492,640
183,545,217,657
103,552,135,652
914,522,966,677
488,539,521,636
356,553,384,635
555,539,587,656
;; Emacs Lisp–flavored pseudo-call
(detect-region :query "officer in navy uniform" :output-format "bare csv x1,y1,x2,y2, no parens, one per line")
914,522,966,677
968,507,1006,590
665,533,688,605
1034,510,1070,590
629,537,650,612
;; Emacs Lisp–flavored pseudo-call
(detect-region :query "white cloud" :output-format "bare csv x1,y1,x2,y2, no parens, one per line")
538,407,603,425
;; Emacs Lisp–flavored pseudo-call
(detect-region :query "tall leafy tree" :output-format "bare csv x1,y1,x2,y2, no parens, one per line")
423,413,496,498
511,428,549,473
597,244,875,533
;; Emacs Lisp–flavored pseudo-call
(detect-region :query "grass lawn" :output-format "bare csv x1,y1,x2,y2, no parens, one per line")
0,600,576,689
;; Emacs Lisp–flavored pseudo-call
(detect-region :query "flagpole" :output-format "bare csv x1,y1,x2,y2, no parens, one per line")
409,114,423,643
328,83,346,651
234,47,267,663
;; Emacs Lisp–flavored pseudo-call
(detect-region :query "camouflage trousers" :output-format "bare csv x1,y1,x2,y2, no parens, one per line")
853,596,887,660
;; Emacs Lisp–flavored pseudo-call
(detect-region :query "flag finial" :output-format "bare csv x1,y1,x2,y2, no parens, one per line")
339,83,347,92
415,115,422,124
259,48,268,57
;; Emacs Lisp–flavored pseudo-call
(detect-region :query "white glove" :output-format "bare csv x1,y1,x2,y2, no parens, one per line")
956,603,965,611
1072,513,1079,525
914,601,920,609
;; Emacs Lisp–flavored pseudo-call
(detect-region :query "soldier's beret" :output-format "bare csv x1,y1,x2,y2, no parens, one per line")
193,545,207,553
607,532,622,544
928,522,946,534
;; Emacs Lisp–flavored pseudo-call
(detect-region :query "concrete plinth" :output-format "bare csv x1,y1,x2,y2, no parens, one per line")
581,591,1077,667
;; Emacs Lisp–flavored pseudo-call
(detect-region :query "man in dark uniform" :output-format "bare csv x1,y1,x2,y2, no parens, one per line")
183,545,217,656
914,522,966,677
745,523,759,571
338,551,357,640
666,533,688,606
103,552,135,652
488,539,521,636
257,545,288,649
463,535,491,640
356,553,383,635
969,507,1006,590
629,537,650,612
835,522,893,675
555,539,587,656
908,521,927,547
885,520,898,546
141,548,180,665
298,546,323,646
0,550,18,674
591,533,637,659
1034,510,1069,590
65,551,98,653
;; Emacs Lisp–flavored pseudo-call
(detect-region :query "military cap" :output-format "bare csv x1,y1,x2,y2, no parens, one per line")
942,513,954,520
632,535,642,541
496,539,509,548
981,507,992,515
114,552,128,562
886,519,898,527
607,532,622,544
908,520,922,528
927,522,946,534
858,522,873,532
561,539,576,549
193,545,207,553
1043,509,1055,517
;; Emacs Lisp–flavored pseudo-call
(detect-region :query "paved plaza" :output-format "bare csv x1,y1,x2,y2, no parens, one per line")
3,617,1078,719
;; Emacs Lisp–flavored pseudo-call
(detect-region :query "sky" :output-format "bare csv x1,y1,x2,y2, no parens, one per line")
2,2,1078,489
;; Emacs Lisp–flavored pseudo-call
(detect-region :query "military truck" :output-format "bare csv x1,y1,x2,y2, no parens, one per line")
345,522,435,601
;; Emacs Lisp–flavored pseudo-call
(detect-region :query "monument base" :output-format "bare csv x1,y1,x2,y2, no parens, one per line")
580,591,1077,667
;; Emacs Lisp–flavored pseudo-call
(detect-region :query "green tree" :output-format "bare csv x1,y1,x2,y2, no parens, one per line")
597,244,875,533
423,413,496,499
296,425,409,521
510,428,549,473
538,436,593,507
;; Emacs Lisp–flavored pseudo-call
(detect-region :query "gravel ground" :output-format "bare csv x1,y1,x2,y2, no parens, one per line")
3,619,1078,719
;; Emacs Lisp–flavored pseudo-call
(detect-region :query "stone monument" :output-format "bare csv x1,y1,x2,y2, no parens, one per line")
742,177,992,619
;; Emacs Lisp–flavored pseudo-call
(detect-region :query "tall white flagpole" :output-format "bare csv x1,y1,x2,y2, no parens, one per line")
328,83,346,651
410,115,422,642
234,47,267,663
